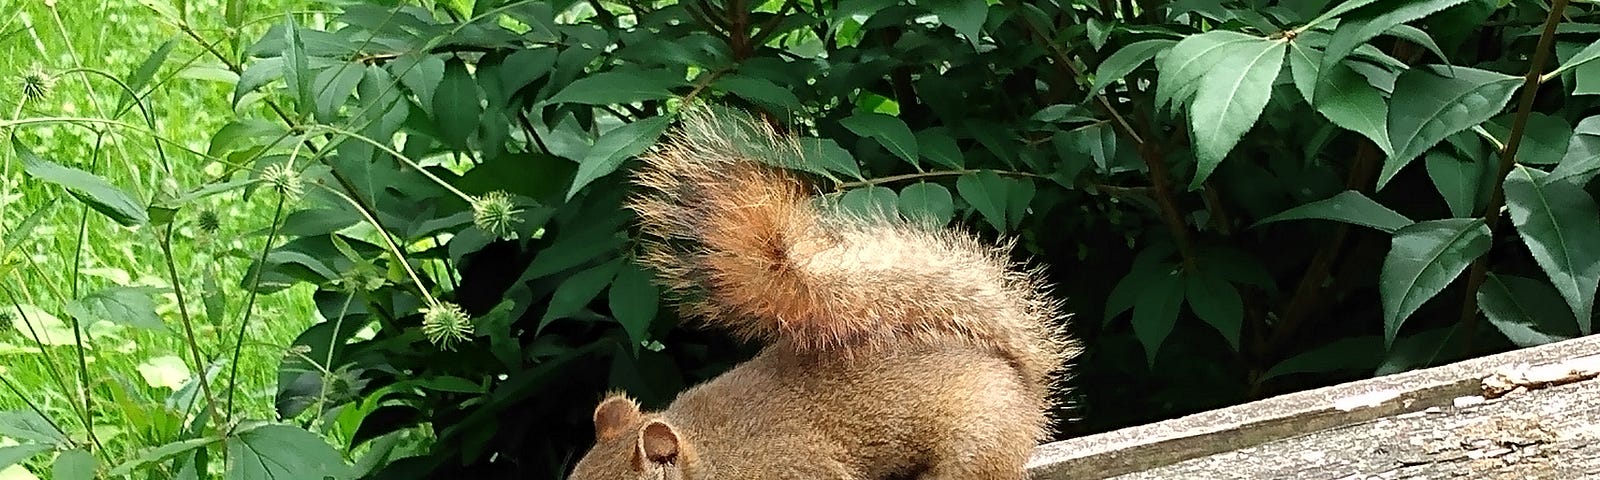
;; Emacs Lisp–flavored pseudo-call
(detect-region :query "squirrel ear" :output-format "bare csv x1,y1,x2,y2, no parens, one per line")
592,394,642,441
636,420,681,466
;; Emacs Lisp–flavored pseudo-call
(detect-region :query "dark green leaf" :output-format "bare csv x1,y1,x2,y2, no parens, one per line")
1156,30,1260,110
1380,218,1492,346
1254,190,1414,233
225,423,352,479
0,410,67,445
897,182,955,225
1550,116,1600,184
15,139,148,227
1188,37,1286,189
926,0,987,48
567,116,673,200
608,262,659,346
52,448,95,480
1309,57,1394,156
714,74,802,111
65,286,167,332
545,69,681,105
1004,177,1035,229
1061,122,1118,172
391,53,444,116
1481,113,1570,165
283,17,312,117
840,112,920,166
1382,65,1520,189
1262,336,1385,380
311,63,364,123
955,170,1011,232
1090,39,1175,95
540,261,621,329
915,128,963,169
108,436,223,476
1425,151,1481,217
839,186,898,218
1503,165,1600,334
1185,271,1243,351
1383,24,1449,65
117,39,176,113
797,138,864,180
417,376,483,394
1551,36,1600,78
0,444,52,472
1132,271,1184,366
1307,0,1382,26
1478,273,1580,347
434,58,482,149
1319,0,1469,85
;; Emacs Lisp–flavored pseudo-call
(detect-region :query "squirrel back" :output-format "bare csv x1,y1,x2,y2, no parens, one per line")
568,106,1077,480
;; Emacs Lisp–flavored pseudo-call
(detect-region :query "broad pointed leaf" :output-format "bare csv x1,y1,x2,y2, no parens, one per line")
1155,30,1261,110
1382,65,1520,189
1090,39,1176,95
955,170,1011,231
1503,165,1600,334
1254,190,1414,233
566,116,672,200
1132,271,1185,366
1380,218,1492,347
897,182,955,225
840,113,919,166
1188,37,1287,189
15,140,148,227
1478,273,1580,347
225,423,352,479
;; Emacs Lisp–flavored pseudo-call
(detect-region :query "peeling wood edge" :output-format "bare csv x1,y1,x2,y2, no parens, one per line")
1026,335,1600,480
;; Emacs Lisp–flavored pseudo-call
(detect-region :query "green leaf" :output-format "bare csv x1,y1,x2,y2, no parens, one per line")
0,410,67,445
1004,177,1035,229
15,139,147,227
225,423,352,479
1261,336,1385,380
1549,116,1600,184
1060,122,1117,172
840,112,919,166
713,74,802,111
282,17,312,117
540,261,621,330
926,0,988,49
117,39,176,114
608,263,659,347
1185,271,1243,351
915,128,963,169
1383,24,1449,66
839,186,898,218
1105,251,1179,324
391,53,444,116
1156,30,1261,110
435,58,482,149
897,183,955,225
0,444,52,472
545,69,680,105
1425,151,1481,217
64,286,167,332
1380,218,1492,347
51,448,94,480
1132,271,1184,366
1382,66,1521,189
1481,113,1570,165
1188,37,1287,189
311,63,363,123
1089,39,1176,95
1254,190,1414,233
1478,273,1580,347
1550,37,1600,79
1303,50,1395,156
955,170,1011,232
1318,0,1469,85
566,116,673,200
1503,165,1600,334
1306,0,1384,26
797,138,864,180
109,436,222,476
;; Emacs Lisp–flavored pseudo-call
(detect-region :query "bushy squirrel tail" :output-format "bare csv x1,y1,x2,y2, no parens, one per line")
628,106,1074,392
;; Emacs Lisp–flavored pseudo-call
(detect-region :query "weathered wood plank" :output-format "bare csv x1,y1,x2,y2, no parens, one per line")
1027,335,1600,479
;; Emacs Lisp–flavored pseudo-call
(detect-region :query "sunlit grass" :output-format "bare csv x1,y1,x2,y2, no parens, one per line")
0,0,321,469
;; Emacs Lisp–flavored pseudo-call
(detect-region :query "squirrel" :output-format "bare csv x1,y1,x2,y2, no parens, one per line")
567,106,1078,480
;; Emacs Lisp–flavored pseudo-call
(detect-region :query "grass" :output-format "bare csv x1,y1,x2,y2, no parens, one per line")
0,0,328,475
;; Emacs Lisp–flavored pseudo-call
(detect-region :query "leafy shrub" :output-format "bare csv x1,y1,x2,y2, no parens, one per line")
9,0,1600,477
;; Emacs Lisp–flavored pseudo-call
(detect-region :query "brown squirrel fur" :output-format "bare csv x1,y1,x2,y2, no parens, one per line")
567,106,1078,480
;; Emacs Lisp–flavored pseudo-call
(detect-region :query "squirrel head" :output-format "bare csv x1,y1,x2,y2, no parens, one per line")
568,393,696,480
